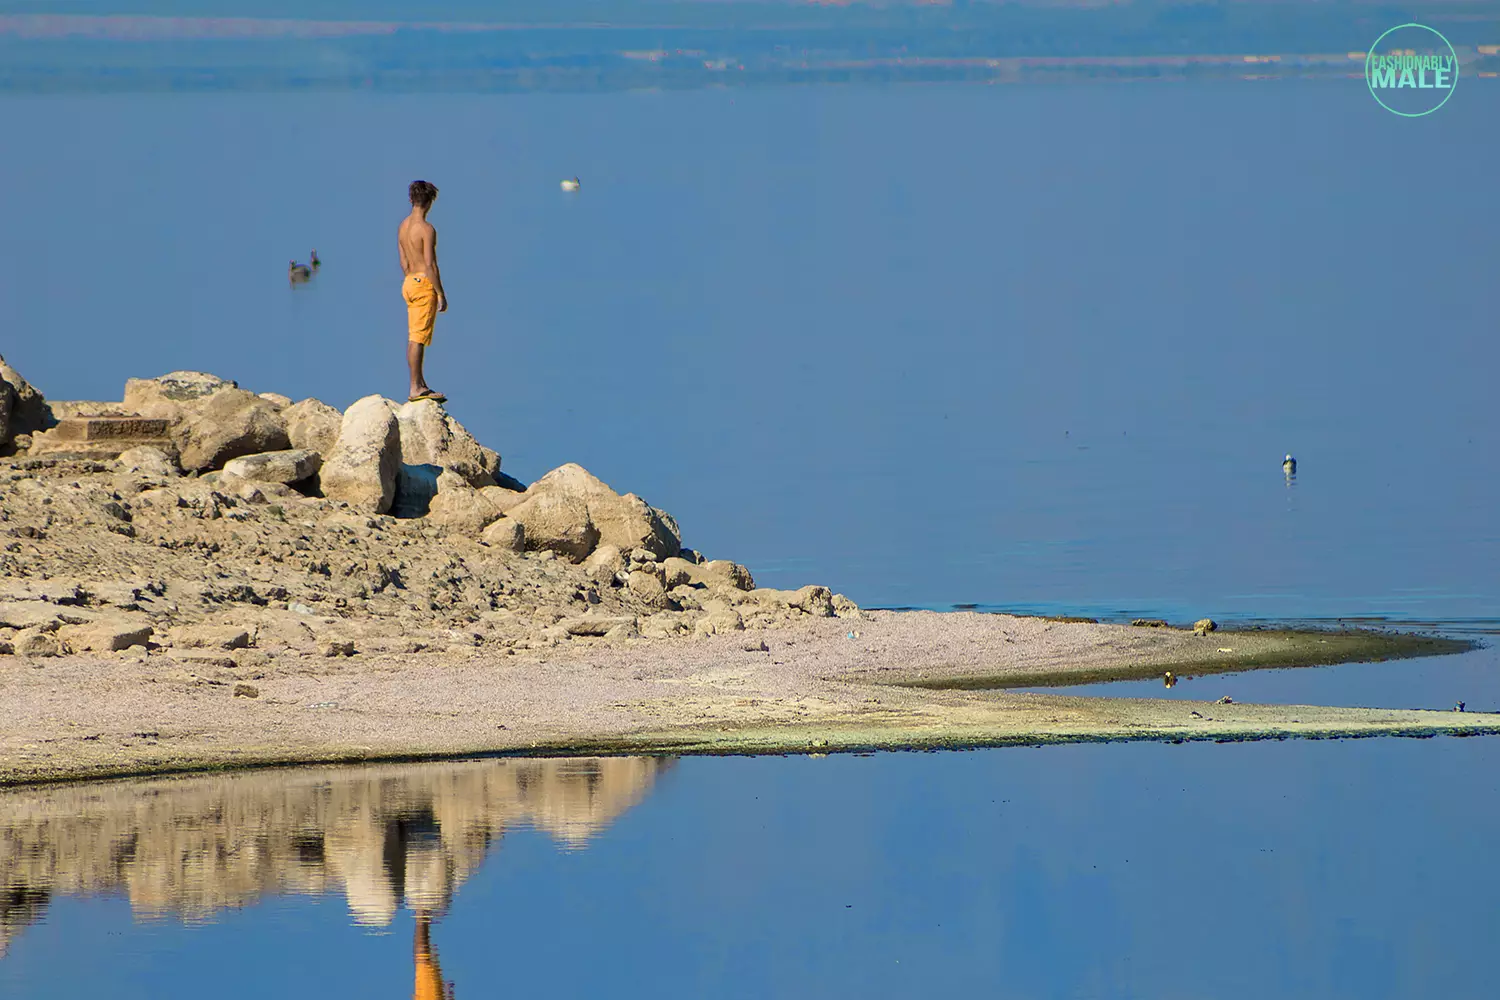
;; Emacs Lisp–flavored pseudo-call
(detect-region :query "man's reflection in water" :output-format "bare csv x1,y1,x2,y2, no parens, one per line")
383,810,457,999
414,911,453,1000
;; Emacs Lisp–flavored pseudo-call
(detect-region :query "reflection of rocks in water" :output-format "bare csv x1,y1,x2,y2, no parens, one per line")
0,756,672,950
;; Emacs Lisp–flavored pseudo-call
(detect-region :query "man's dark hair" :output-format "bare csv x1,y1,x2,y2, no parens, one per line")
409,180,439,209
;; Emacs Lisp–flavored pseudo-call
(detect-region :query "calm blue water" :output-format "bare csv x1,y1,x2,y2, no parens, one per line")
4,744,1499,999
3,51,1499,1000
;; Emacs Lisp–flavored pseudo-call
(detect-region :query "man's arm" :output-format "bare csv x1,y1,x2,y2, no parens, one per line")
424,225,447,312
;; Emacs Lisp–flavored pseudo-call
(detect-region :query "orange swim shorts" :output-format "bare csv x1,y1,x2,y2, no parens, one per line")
403,274,438,346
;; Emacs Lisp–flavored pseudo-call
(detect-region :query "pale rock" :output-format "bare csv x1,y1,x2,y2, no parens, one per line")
561,614,638,637
506,487,599,562
629,548,658,564
582,544,624,583
117,446,179,478
168,625,252,650
223,449,321,485
746,585,836,617
1193,618,1218,635
426,479,506,535
14,627,61,657
660,557,695,589
232,683,260,698
832,594,861,618
479,517,525,552
0,377,11,448
694,601,744,636
508,463,678,561
214,472,297,505
61,618,154,652
123,371,236,412
321,639,357,657
603,621,639,641
172,388,291,471
258,392,294,408
396,400,501,487
640,611,691,639
0,354,50,439
627,570,672,610
690,560,755,593
284,398,343,455
320,396,401,514
0,602,63,630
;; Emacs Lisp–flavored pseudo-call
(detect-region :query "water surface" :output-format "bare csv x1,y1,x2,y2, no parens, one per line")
3,744,1497,999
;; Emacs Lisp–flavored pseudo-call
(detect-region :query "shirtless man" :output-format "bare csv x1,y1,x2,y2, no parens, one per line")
398,180,449,403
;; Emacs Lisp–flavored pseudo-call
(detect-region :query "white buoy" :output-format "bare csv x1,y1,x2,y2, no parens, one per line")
560,177,580,192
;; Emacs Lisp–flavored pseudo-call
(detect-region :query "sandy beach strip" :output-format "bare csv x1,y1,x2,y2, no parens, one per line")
2,611,1493,785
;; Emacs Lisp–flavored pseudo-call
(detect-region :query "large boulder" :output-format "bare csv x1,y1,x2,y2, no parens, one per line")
505,486,599,562
425,473,506,535
319,396,401,514
395,400,501,487
284,398,342,455
172,388,290,471
0,354,48,441
479,517,525,552
222,449,321,485
506,463,680,562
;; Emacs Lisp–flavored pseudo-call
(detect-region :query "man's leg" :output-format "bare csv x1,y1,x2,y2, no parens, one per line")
407,341,429,398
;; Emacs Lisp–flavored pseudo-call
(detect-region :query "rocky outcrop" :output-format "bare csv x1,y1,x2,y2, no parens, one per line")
319,396,401,514
396,400,501,488
506,464,679,562
222,449,321,485
0,368,861,672
283,398,342,456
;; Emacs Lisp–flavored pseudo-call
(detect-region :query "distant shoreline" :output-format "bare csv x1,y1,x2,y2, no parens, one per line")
2,5,1496,95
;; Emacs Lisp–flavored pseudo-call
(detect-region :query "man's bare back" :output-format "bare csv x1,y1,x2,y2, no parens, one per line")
401,180,448,403
398,216,447,311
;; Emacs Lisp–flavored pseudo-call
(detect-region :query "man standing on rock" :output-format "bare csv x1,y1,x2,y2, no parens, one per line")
399,180,448,404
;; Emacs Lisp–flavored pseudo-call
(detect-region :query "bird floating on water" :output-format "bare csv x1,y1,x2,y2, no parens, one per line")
288,260,312,285
1283,454,1297,477
310,250,321,271
560,177,581,192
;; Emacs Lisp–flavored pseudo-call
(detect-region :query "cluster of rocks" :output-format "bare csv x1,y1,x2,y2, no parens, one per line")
0,357,860,672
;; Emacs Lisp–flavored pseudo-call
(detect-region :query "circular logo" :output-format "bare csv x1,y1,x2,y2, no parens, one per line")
1366,23,1459,117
